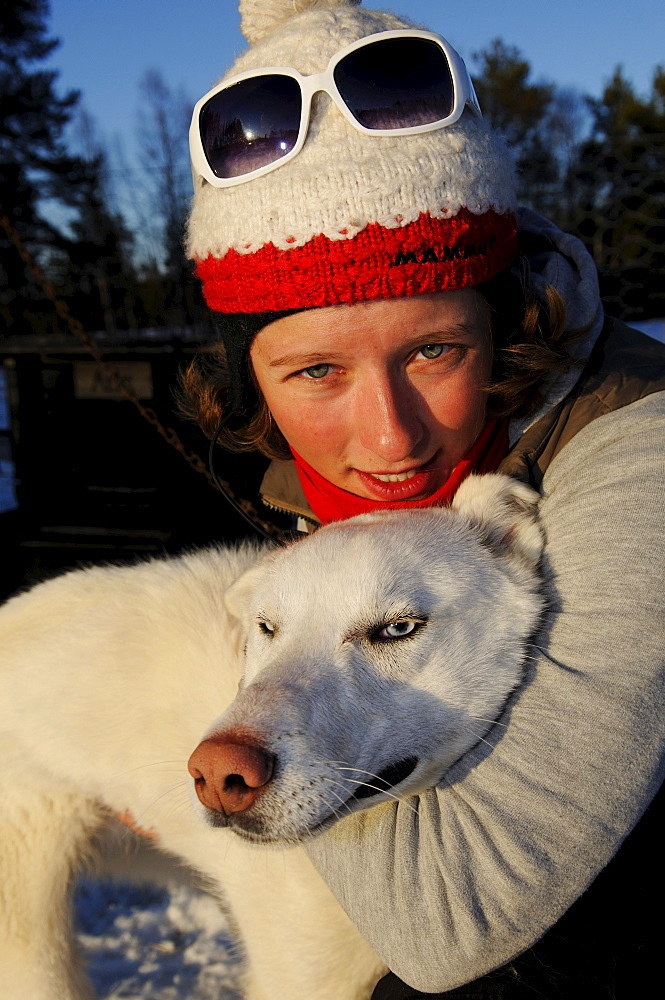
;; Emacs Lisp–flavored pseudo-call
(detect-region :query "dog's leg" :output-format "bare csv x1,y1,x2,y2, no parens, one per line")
0,740,104,1000
209,837,387,1000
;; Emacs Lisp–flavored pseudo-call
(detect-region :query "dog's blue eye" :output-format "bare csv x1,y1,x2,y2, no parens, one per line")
377,620,420,640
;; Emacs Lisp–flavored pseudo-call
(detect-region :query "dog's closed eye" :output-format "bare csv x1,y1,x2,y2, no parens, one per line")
257,619,276,637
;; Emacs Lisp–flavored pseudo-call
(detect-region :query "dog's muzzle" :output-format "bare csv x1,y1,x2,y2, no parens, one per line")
187,732,420,842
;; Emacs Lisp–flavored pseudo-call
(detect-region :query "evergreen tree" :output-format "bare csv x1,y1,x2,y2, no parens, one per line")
56,153,140,335
135,69,201,330
473,39,553,149
0,0,87,335
471,40,587,222
566,67,665,320
47,108,142,336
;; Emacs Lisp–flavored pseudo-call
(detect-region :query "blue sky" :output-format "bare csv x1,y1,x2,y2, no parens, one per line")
47,0,664,157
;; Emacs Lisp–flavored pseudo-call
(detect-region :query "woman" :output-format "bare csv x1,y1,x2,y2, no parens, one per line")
183,1,665,995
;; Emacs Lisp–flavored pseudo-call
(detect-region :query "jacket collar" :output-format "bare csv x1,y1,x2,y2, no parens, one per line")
260,458,320,525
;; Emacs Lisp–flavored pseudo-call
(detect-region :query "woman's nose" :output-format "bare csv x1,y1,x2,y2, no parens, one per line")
357,376,424,463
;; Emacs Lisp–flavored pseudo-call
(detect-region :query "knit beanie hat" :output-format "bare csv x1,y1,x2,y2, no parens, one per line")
187,0,518,413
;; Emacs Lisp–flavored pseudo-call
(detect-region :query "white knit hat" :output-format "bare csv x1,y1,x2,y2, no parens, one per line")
187,0,518,315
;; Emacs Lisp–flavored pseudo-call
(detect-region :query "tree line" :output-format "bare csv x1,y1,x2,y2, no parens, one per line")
1,0,663,340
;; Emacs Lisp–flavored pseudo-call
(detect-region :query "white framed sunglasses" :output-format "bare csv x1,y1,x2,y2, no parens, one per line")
189,29,482,188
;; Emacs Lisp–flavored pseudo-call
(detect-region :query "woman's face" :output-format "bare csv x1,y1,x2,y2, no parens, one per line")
250,290,493,502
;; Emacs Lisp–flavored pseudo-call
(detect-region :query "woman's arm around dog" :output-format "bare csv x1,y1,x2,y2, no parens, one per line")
304,391,665,992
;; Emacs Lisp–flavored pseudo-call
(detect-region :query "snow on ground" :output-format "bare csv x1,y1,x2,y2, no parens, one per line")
75,878,244,999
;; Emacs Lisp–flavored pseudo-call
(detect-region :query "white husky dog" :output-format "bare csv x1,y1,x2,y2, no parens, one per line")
0,474,543,1000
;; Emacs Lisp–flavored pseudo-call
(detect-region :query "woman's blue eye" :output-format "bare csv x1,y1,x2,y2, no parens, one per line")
303,363,331,379
420,344,445,359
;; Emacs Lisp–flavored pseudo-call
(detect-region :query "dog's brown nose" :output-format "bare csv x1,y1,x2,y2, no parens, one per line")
188,735,275,814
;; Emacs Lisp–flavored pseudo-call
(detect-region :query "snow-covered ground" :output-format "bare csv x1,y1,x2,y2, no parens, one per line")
75,878,244,999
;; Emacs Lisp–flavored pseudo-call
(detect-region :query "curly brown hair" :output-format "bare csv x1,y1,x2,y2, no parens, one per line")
178,256,587,461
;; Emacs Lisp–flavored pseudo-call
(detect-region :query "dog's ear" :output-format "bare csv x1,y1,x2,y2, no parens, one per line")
225,549,281,621
452,473,543,573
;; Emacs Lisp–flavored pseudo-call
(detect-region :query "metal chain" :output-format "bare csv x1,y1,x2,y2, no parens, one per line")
0,209,284,540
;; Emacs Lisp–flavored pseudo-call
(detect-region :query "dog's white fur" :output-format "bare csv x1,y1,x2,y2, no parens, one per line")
0,474,543,1000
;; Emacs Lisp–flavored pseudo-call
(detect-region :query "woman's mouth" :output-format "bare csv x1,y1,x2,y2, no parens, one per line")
371,469,418,483
355,456,444,501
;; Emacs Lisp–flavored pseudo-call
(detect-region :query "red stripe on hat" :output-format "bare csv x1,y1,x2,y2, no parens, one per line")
195,208,518,313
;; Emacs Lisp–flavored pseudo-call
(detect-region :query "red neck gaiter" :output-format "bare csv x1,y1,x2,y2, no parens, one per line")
291,419,509,526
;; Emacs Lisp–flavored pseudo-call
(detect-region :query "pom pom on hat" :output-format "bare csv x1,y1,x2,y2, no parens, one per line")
239,0,362,44
188,1,518,316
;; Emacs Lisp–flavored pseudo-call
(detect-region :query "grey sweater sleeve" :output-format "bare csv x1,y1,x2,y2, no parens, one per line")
304,392,665,992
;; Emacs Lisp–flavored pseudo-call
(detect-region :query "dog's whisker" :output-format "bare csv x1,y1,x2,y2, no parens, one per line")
469,716,509,728
355,784,419,815
112,760,188,779
313,762,422,814
313,790,351,826
331,765,422,803
322,773,419,815
154,790,192,825
332,765,380,775
521,651,544,665
322,795,353,822
319,777,351,801
119,782,189,841
318,779,360,818
474,734,500,751
333,765,408,781
320,775,374,814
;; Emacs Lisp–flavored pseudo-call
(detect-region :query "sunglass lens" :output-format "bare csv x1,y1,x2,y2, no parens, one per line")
334,38,454,130
199,74,302,178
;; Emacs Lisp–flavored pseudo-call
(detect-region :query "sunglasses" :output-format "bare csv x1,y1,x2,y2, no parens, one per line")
189,29,481,188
